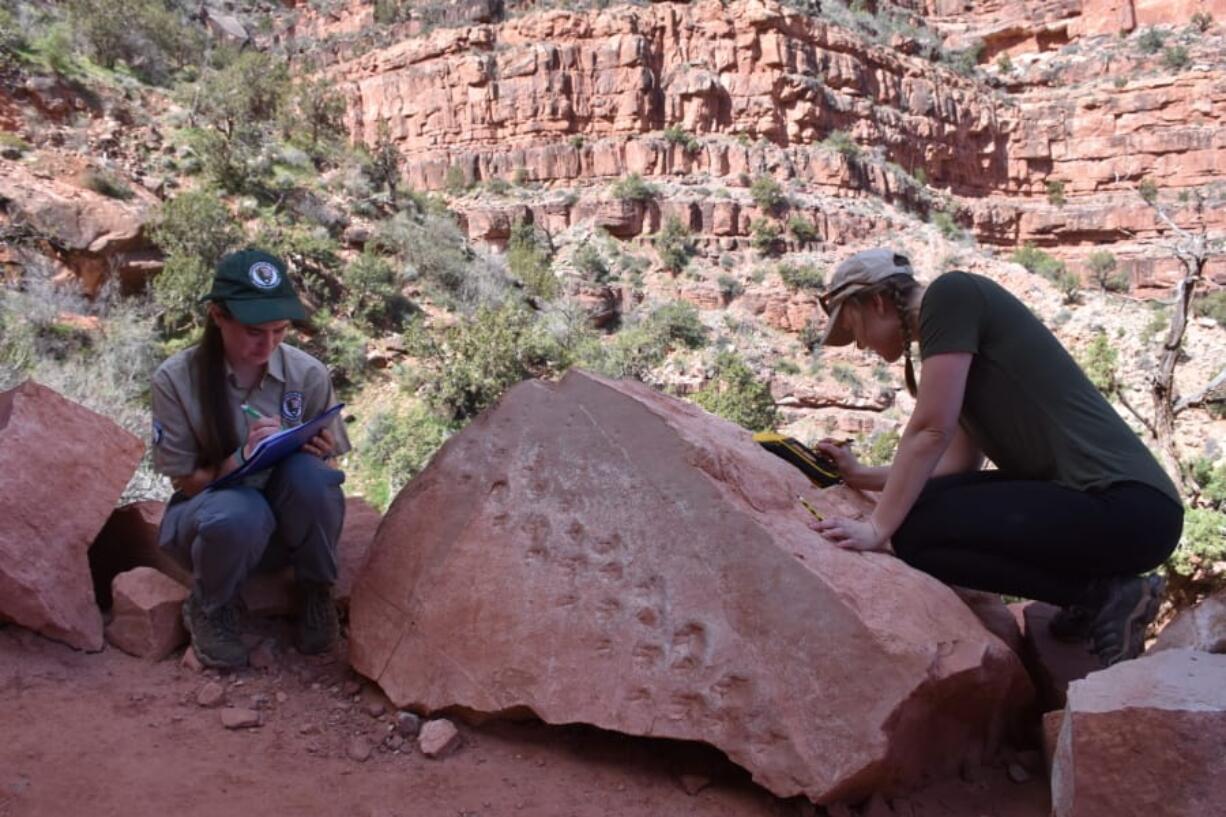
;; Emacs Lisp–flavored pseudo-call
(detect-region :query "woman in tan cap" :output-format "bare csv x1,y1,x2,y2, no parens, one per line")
810,248,1182,667
150,249,351,669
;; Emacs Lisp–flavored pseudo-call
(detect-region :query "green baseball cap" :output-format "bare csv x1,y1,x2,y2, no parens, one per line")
202,249,307,325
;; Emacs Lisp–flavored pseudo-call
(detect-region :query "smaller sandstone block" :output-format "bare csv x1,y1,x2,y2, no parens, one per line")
104,567,188,660
1152,590,1226,654
1052,650,1226,817
418,719,460,758
197,682,226,708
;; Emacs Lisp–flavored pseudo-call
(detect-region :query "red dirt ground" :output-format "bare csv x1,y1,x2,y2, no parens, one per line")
0,620,1050,817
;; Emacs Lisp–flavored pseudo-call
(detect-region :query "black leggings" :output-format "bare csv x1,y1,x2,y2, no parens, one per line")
891,472,1183,607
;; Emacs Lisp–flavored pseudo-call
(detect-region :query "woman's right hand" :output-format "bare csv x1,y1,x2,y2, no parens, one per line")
243,416,281,460
816,438,862,484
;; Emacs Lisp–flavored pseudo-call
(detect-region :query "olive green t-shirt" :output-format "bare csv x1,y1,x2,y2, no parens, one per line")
919,271,1180,505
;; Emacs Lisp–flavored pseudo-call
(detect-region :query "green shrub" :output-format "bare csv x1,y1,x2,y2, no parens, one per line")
305,308,368,388
864,429,900,466
507,219,558,300
717,274,744,301
1079,330,1119,394
831,362,860,389
443,164,470,195
1136,27,1166,54
0,8,26,66
775,359,801,375
68,0,204,85
822,130,860,160
611,172,658,202
1190,12,1213,33
945,40,984,76
1086,250,1130,292
749,175,786,211
750,219,783,257
654,216,695,272
351,403,450,511
787,215,818,243
931,210,964,240
1138,177,1159,204
374,211,472,296
663,125,700,153
1046,180,1066,206
485,177,511,195
1162,45,1191,71
691,352,778,432
1166,508,1226,577
149,190,242,332
408,304,566,421
1011,244,1079,301
995,53,1014,73
343,251,413,332
285,75,347,158
1189,457,1226,509
82,168,134,200
573,243,610,283
777,261,824,291
1192,290,1226,325
648,300,708,349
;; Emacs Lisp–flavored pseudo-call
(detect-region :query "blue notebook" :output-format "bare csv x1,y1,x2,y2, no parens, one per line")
208,403,344,490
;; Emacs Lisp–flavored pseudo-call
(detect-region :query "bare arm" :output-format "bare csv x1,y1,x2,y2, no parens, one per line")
817,422,979,493
932,424,983,477
813,352,973,551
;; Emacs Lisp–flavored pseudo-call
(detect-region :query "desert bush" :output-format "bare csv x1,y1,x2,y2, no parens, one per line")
507,219,558,300
1136,27,1166,54
717,274,744,301
777,261,824,291
1138,177,1159,204
351,403,451,511
750,219,783,257
654,216,695,272
750,175,787,211
691,351,778,431
787,214,818,243
572,242,610,283
1079,330,1119,394
663,125,700,153
822,130,860,159
648,300,708,349
1192,290,1226,325
149,190,243,332
1162,45,1191,71
82,168,134,200
931,210,964,241
1046,180,1066,206
374,211,472,296
407,304,567,421
1086,250,1130,292
863,429,900,467
342,251,413,332
611,173,658,202
67,0,204,85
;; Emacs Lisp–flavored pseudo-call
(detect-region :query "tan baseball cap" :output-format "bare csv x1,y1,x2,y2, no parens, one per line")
819,248,916,346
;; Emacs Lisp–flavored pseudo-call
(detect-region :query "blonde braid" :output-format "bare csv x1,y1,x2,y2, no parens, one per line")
889,284,918,397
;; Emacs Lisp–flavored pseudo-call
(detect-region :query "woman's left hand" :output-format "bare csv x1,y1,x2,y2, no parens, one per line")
303,427,335,459
808,515,892,553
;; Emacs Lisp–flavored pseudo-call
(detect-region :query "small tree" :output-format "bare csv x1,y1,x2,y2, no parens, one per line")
365,121,401,206
750,219,783,257
654,216,695,272
149,190,243,333
749,175,786,211
1086,250,1130,292
507,219,558,300
691,352,778,432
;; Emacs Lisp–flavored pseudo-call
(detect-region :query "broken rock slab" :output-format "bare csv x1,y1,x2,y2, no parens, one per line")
1052,649,1226,817
349,370,1032,803
0,381,144,650
1152,589,1226,654
104,566,189,660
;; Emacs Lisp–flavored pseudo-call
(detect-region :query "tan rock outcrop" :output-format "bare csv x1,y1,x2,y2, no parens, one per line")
104,567,189,660
349,370,1031,803
0,381,144,651
1052,649,1226,817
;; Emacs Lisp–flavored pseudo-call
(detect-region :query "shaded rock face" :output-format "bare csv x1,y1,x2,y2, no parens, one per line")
349,370,1031,804
0,381,144,651
1152,590,1226,654
89,501,189,610
1052,649,1226,817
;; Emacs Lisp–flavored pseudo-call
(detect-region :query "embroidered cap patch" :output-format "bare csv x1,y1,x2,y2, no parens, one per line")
248,261,281,289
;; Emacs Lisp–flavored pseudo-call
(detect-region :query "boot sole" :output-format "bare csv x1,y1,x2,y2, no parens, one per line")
1103,574,1165,667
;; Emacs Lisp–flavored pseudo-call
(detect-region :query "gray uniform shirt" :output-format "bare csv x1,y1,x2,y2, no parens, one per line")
151,342,350,482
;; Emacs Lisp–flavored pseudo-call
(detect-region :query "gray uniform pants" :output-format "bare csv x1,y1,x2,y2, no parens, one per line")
158,453,346,614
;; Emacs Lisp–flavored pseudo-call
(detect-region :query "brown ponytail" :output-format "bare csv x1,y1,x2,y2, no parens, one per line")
888,284,919,397
192,309,239,470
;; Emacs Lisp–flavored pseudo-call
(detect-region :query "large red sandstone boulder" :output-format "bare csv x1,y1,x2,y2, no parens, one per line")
104,567,189,660
1051,649,1226,817
349,370,1032,804
1153,590,1226,654
0,381,144,650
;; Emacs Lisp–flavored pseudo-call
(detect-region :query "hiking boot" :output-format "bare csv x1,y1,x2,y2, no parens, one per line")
297,581,339,656
1089,574,1165,667
1048,603,1097,643
182,592,248,669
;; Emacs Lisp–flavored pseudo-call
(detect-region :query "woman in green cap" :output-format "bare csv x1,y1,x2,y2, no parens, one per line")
150,248,350,669
810,248,1183,667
